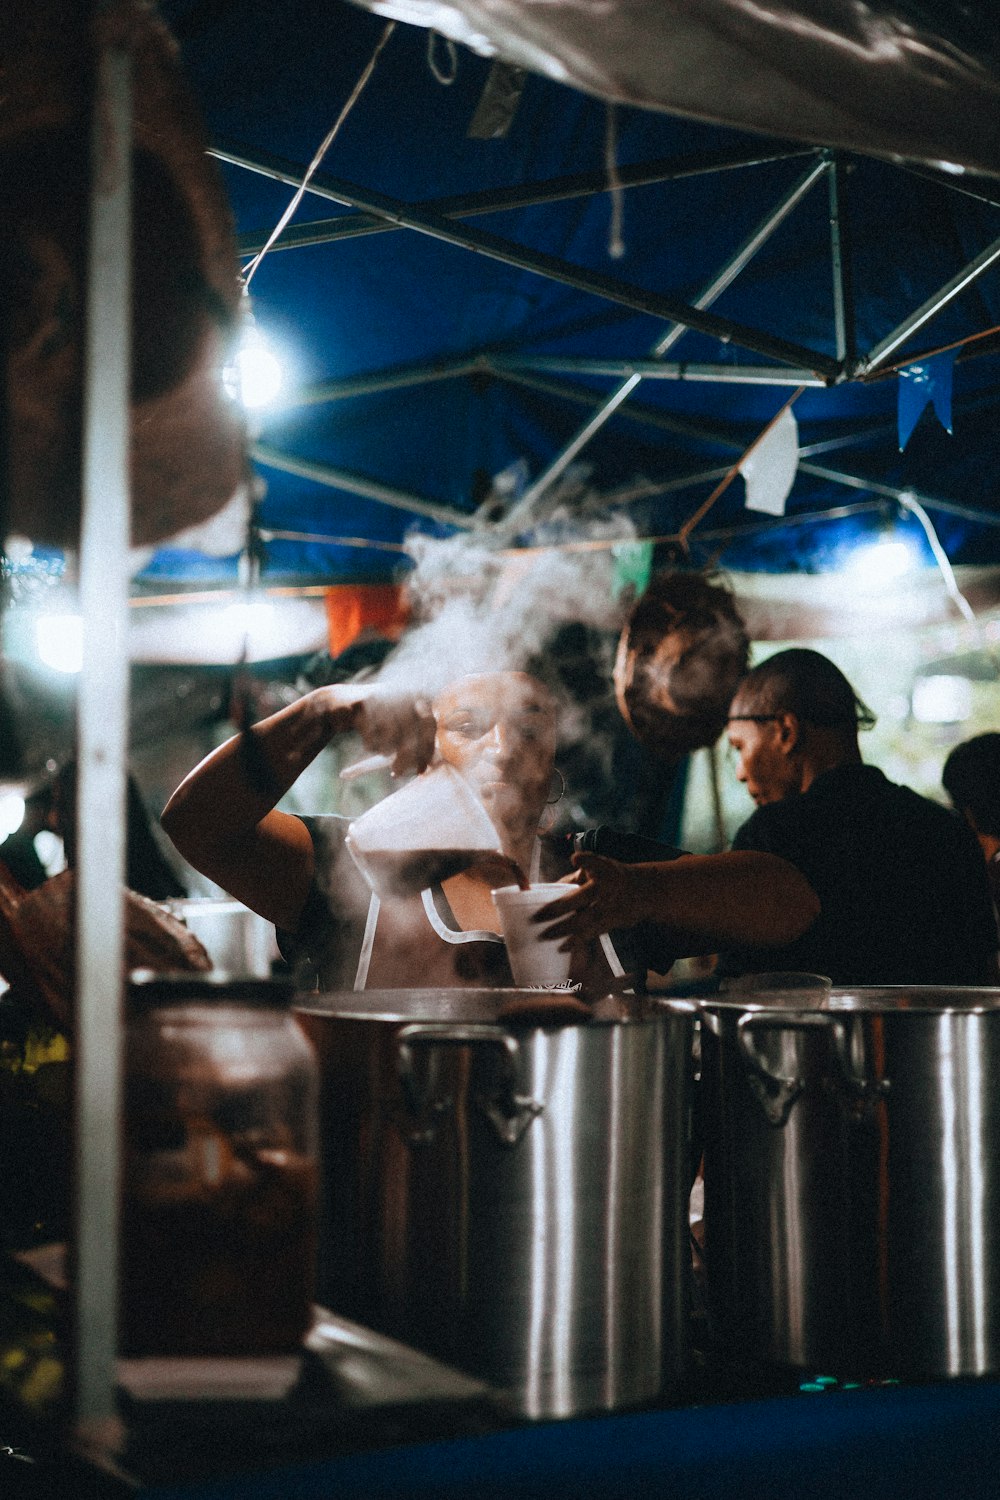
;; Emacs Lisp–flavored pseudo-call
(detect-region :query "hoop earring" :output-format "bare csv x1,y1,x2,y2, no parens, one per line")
546,767,566,806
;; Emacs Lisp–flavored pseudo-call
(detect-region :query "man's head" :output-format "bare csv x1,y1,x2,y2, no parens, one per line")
942,733,1000,852
727,648,874,806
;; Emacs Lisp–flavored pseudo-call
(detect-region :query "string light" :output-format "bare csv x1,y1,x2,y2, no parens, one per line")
231,321,285,410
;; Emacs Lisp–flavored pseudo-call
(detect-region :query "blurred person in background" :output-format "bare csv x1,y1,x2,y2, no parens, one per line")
942,731,1000,923
52,760,187,903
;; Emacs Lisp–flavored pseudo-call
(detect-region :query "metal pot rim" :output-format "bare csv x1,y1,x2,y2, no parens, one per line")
293,987,670,1027
661,985,1000,1016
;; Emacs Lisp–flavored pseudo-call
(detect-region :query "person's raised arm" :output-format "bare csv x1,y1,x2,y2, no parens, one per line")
533,849,820,954
161,685,435,931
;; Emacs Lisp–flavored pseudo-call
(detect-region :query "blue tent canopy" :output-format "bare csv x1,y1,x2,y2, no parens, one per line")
137,0,1000,593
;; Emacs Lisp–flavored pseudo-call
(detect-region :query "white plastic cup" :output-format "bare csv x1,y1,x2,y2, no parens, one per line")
491,883,577,989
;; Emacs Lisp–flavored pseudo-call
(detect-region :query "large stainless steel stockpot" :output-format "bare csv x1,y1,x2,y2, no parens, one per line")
671,987,1000,1379
293,989,693,1419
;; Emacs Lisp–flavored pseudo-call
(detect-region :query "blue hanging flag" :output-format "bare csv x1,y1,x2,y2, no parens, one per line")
897,347,958,450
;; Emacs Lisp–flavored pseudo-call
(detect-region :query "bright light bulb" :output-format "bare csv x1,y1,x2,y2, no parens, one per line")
201,599,277,657
35,613,84,673
232,325,284,409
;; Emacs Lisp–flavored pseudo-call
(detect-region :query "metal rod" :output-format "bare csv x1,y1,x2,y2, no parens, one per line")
294,355,482,406
858,233,1000,375
74,37,132,1432
487,355,825,386
493,366,758,450
226,142,816,253
504,155,831,525
251,444,477,528
898,161,1000,214
210,143,840,378
827,155,856,367
800,462,1000,529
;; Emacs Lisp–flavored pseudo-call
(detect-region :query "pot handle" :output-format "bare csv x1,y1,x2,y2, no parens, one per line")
829,1016,892,1112
736,1011,833,1127
396,1023,544,1147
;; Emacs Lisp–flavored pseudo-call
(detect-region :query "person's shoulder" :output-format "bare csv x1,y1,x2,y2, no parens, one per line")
882,775,972,829
733,794,801,840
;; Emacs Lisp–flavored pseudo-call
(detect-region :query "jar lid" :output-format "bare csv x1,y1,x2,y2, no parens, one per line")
127,968,295,1010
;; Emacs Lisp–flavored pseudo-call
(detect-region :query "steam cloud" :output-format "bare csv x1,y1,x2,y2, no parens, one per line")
375,503,641,707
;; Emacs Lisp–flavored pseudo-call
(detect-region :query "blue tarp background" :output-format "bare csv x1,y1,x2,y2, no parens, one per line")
143,0,1000,589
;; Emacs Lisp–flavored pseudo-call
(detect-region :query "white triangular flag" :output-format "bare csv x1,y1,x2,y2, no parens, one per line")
740,406,799,516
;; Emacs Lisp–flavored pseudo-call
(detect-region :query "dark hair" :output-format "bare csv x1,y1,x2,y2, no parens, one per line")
942,733,1000,838
732,648,876,733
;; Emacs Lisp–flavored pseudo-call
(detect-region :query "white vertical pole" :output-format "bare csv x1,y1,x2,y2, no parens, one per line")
73,35,132,1431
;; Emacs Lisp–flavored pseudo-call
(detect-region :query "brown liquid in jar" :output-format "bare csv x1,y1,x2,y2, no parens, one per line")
122,1134,318,1357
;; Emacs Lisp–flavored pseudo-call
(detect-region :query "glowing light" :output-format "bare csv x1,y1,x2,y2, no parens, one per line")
229,324,284,409
0,791,25,840
912,674,973,724
843,537,920,588
201,599,277,658
35,613,83,674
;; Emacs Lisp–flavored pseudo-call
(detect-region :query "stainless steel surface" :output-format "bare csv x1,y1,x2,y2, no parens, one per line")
677,986,1000,1378
166,897,280,977
294,988,693,1419
74,38,133,1431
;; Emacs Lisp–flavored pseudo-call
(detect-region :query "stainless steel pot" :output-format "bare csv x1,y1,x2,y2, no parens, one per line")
293,988,693,1419
672,986,1000,1379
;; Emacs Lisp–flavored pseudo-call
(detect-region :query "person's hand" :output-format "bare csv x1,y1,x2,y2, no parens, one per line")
531,852,642,947
334,685,437,777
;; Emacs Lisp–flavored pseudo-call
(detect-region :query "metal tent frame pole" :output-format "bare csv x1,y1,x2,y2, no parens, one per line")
223,142,814,253
251,443,476,527
208,143,838,377
501,153,830,524
857,234,1000,375
73,30,132,1434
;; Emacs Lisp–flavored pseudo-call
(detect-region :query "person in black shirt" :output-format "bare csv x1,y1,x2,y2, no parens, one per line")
540,648,997,988
718,649,997,985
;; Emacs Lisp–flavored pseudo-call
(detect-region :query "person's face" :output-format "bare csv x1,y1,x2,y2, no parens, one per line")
726,703,800,807
433,673,558,834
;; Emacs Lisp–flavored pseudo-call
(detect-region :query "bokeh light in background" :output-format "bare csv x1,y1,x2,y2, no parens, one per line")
35,613,84,674
206,599,277,658
842,536,922,589
911,674,974,724
0,790,26,840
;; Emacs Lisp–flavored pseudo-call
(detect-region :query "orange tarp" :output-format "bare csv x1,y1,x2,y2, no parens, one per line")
324,583,410,658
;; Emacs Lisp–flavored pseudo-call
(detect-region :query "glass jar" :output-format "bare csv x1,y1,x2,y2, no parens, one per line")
122,972,319,1357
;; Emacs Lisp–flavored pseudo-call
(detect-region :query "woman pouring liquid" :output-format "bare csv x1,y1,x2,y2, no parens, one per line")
161,669,818,996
